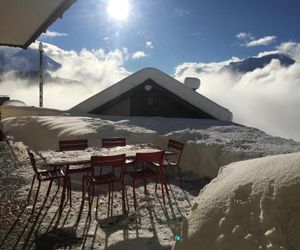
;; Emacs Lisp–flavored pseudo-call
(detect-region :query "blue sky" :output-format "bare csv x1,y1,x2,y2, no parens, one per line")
40,0,300,74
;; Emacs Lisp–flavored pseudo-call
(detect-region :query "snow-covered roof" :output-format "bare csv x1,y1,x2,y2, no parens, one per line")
0,0,76,48
70,67,233,121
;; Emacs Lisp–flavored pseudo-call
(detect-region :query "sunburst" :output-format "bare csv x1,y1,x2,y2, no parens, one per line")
107,0,130,21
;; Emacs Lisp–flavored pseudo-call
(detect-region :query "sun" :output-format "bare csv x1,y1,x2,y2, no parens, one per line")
107,0,130,21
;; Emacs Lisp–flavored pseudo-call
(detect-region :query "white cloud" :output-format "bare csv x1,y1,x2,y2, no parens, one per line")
174,47,300,142
131,51,147,60
0,42,130,109
40,30,68,38
236,32,253,40
146,41,154,49
246,36,276,47
236,32,276,47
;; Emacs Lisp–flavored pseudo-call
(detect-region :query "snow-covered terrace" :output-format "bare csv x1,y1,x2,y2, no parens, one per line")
2,112,300,178
1,105,300,249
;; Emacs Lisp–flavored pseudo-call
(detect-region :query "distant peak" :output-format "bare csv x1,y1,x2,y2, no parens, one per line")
0,47,61,73
221,53,295,73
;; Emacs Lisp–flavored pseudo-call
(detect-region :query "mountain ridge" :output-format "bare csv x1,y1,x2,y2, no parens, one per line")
221,53,295,73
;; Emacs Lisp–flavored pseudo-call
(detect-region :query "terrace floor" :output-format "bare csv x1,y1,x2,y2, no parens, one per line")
0,141,209,250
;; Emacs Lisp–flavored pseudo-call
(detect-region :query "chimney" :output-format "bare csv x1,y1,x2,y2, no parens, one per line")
184,77,201,91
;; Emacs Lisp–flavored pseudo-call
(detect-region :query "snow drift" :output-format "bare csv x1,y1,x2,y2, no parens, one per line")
173,152,300,250
2,114,300,178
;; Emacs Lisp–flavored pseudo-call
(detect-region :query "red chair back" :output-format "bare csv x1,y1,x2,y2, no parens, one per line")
59,139,88,151
27,148,38,174
135,150,165,168
90,154,126,177
102,137,126,148
167,139,184,164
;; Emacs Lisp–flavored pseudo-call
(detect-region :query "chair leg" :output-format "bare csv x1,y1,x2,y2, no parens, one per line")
59,176,67,216
58,177,61,190
160,179,166,207
82,176,86,200
121,184,126,214
55,173,60,191
123,182,129,213
158,168,169,197
32,180,41,214
107,184,111,217
88,184,94,217
68,176,72,207
27,174,36,204
121,177,127,214
161,171,169,197
111,183,114,216
143,178,147,195
132,179,137,211
176,165,183,188
46,179,53,197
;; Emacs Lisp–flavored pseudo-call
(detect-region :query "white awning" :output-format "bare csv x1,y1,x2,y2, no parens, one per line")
0,0,76,48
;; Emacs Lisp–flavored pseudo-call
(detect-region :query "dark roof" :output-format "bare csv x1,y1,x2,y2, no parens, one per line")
0,0,76,49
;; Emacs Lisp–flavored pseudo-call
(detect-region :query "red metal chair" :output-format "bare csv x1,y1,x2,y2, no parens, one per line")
101,137,133,167
27,148,66,214
59,139,88,151
84,154,126,217
58,139,91,206
162,139,185,187
102,137,126,148
124,150,166,211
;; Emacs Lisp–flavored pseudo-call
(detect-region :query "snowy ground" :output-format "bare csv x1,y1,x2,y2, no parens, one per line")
0,141,205,249
2,115,300,177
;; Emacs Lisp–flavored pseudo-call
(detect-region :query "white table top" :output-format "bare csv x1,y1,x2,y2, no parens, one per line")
39,143,172,166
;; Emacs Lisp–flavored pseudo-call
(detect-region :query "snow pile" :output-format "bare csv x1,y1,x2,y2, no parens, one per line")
0,104,68,118
1,116,156,150
173,152,300,250
2,115,300,178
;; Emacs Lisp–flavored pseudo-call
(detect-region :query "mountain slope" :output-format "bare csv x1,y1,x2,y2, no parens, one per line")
222,53,295,73
0,47,61,72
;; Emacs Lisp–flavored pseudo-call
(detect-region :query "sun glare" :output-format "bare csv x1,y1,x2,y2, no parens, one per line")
107,0,130,21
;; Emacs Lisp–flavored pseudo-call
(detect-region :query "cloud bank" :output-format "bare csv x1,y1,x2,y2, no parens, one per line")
174,42,300,141
0,42,130,109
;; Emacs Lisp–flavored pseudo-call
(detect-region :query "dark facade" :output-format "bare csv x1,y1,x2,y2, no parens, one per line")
91,79,215,119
